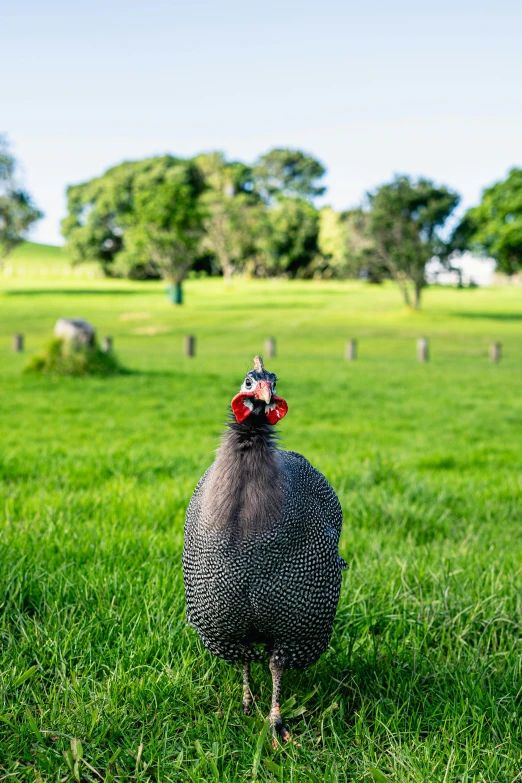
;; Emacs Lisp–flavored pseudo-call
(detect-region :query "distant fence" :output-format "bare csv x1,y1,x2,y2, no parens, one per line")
1,263,102,279
11,333,505,363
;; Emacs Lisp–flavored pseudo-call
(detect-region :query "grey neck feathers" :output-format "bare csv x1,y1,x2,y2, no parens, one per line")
203,413,283,538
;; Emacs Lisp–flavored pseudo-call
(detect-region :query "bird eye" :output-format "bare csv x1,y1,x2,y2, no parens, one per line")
245,377,252,388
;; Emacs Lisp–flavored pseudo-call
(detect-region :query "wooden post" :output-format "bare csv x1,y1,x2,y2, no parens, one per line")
265,337,276,359
101,336,113,353
185,335,196,357
345,339,357,361
489,341,501,363
12,334,24,352
417,337,429,363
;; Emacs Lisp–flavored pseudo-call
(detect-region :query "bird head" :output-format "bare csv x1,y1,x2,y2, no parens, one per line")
231,356,288,425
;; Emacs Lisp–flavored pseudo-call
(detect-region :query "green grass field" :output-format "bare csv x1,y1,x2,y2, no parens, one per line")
1,245,522,781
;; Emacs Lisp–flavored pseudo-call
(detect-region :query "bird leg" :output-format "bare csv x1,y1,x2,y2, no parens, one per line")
242,661,253,714
269,657,290,744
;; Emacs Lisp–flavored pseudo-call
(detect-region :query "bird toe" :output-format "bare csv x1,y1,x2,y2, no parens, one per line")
271,716,291,744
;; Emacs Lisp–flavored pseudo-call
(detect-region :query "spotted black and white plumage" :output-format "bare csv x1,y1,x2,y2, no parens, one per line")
182,357,346,741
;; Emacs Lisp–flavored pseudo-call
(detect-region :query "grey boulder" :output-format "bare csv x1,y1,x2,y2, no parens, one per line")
54,318,96,348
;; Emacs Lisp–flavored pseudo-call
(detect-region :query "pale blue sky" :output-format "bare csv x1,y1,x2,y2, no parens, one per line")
3,0,522,245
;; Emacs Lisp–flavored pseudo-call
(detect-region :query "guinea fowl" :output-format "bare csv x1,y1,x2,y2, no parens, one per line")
183,356,346,743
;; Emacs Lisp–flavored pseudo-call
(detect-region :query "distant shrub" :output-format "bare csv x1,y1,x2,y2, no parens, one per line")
25,338,126,377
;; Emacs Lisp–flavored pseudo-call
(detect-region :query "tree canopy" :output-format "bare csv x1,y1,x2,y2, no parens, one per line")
62,160,136,276
0,135,42,265
61,149,327,288
253,148,326,203
256,198,320,277
62,156,205,293
318,207,376,280
452,168,522,278
364,175,460,308
117,157,205,292
60,147,502,303
196,153,262,281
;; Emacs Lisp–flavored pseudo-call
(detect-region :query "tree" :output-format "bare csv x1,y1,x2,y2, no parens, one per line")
0,135,42,268
318,207,377,279
256,198,320,277
452,168,522,278
365,176,460,308
253,148,326,203
196,152,262,282
116,158,206,302
62,160,138,277
317,207,345,273
201,192,264,282
62,156,206,301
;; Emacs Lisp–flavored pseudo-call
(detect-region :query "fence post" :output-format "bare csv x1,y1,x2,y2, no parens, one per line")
417,337,429,362
265,337,276,359
345,339,357,361
185,335,196,357
12,334,24,352
101,336,113,354
489,341,501,363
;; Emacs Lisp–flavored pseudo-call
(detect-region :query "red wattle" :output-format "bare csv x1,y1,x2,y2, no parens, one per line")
231,392,253,423
266,395,288,425
230,392,288,425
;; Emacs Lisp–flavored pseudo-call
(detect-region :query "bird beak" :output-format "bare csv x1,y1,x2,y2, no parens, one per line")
254,381,272,405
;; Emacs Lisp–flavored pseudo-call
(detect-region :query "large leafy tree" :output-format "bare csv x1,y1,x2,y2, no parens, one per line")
452,168,522,278
196,152,262,282
365,176,460,308
251,149,324,277
62,156,206,301
253,148,326,203
256,197,320,277
118,158,205,302
62,160,138,277
0,135,42,268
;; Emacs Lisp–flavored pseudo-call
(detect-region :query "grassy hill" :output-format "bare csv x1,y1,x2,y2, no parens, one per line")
4,241,101,281
1,271,522,780
9,241,68,262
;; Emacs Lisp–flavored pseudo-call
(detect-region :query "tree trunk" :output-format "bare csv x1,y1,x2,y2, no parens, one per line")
388,266,411,307
166,280,183,305
399,281,411,307
414,283,422,310
223,263,233,286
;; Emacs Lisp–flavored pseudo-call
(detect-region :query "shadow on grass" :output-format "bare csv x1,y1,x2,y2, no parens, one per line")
4,288,157,296
279,643,519,745
454,311,522,321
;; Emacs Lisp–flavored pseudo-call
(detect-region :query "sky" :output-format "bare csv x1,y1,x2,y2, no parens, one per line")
3,0,522,245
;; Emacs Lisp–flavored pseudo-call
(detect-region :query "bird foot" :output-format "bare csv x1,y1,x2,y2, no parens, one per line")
271,727,291,748
242,662,253,715
272,735,302,749
270,707,293,746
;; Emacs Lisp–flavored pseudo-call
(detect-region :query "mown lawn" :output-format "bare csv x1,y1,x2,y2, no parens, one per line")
1,251,522,781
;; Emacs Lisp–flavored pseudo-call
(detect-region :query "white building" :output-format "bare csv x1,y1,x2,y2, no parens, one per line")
426,253,497,287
